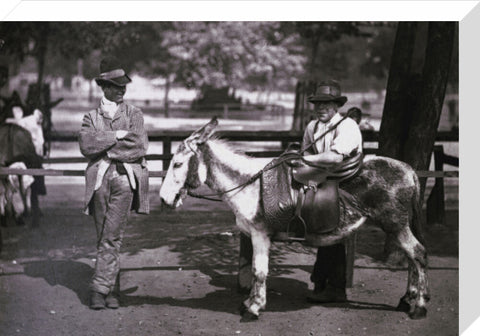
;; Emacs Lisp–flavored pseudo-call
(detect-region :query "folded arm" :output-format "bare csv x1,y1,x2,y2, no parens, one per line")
303,151,344,164
78,113,117,159
106,110,148,163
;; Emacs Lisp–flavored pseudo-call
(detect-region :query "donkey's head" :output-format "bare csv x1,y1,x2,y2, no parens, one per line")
159,117,218,208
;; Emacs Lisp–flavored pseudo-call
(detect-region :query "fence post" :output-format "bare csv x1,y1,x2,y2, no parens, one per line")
426,145,446,226
223,104,229,119
162,138,172,171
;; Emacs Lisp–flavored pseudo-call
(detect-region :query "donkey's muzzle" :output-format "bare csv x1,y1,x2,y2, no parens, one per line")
160,196,174,210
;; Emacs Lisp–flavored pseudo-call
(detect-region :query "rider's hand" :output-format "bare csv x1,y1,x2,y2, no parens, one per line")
116,130,128,139
287,158,303,168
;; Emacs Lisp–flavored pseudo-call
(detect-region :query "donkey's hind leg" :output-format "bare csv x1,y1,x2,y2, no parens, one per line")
241,229,271,320
393,227,429,319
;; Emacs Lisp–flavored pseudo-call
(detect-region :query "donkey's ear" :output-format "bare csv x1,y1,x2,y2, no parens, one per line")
190,117,218,144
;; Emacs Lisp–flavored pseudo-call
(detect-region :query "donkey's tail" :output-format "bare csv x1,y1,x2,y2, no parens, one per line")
410,173,426,246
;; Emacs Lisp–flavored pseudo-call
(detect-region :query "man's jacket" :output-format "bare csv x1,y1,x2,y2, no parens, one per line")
79,102,149,215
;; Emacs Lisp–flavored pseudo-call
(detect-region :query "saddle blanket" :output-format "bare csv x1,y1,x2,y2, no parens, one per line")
261,160,364,237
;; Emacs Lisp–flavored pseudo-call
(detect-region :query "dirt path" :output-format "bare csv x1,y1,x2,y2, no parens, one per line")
0,181,458,336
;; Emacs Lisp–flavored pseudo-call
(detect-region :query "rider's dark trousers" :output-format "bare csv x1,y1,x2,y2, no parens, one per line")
310,243,346,290
90,164,133,295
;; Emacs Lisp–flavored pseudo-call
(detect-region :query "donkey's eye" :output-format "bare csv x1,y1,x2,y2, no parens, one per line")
173,162,183,168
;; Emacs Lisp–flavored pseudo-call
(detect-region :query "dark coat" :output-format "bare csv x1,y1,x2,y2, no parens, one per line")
78,102,149,215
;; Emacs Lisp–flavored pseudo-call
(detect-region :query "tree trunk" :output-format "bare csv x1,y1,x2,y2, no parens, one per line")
292,82,303,131
291,81,316,131
164,75,170,118
377,23,418,262
403,22,455,195
379,22,455,174
378,22,455,260
308,35,321,78
35,23,49,96
378,22,418,158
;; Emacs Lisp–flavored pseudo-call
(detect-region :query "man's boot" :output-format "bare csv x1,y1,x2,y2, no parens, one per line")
307,283,347,303
106,275,120,309
90,291,106,310
105,292,119,309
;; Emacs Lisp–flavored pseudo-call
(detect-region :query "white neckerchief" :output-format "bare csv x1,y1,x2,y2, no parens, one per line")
101,96,118,118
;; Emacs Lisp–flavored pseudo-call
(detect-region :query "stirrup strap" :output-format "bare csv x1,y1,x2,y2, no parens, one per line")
286,185,313,241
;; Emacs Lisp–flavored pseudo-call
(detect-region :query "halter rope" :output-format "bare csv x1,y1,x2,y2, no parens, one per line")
187,111,354,202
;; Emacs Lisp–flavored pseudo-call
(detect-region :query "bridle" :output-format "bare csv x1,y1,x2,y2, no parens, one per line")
181,111,354,202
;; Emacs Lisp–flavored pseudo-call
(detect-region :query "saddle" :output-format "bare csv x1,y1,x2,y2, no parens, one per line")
261,151,363,242
291,152,363,236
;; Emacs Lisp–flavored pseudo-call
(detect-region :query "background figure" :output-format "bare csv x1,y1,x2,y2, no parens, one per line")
79,56,149,310
347,106,375,131
347,107,362,125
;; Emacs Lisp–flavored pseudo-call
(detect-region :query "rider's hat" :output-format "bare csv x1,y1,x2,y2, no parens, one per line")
307,80,347,107
94,56,131,87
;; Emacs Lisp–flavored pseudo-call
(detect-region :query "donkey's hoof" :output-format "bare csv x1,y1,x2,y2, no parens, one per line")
240,310,259,323
396,298,410,313
409,306,427,319
239,303,247,315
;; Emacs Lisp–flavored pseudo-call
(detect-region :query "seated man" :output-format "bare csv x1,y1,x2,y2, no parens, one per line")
301,80,362,303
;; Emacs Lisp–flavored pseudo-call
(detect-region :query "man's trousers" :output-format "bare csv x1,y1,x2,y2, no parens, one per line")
310,243,347,290
90,166,133,295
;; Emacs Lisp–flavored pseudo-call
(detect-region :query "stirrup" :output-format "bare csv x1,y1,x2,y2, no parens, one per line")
274,215,307,242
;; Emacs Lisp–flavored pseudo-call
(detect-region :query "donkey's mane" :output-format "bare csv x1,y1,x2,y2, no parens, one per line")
206,138,265,175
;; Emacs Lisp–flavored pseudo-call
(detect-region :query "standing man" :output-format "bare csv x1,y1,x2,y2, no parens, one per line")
79,57,149,310
301,80,362,303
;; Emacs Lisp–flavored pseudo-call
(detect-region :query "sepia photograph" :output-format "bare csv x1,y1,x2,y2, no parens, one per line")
0,2,470,335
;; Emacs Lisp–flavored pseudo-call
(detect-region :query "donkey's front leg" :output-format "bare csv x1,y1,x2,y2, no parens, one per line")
242,229,271,319
237,233,253,294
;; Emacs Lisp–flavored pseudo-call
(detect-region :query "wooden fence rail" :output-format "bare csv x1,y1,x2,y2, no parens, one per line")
0,167,459,179
47,129,459,142
46,129,458,168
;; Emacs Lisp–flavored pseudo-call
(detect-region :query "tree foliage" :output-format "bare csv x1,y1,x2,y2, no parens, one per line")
294,22,368,79
157,22,305,92
0,21,402,94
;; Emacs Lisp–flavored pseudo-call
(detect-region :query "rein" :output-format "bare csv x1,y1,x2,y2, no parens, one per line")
187,111,354,202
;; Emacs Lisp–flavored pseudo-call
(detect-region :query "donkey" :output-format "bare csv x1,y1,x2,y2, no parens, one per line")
0,122,44,251
159,118,429,320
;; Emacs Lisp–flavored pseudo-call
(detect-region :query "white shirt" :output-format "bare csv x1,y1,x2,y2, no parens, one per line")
313,113,362,156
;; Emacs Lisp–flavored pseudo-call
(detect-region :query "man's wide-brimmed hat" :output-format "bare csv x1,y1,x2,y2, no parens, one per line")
94,57,131,87
307,80,347,107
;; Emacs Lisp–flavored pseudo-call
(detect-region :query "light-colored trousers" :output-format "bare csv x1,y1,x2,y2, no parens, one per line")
91,165,133,295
